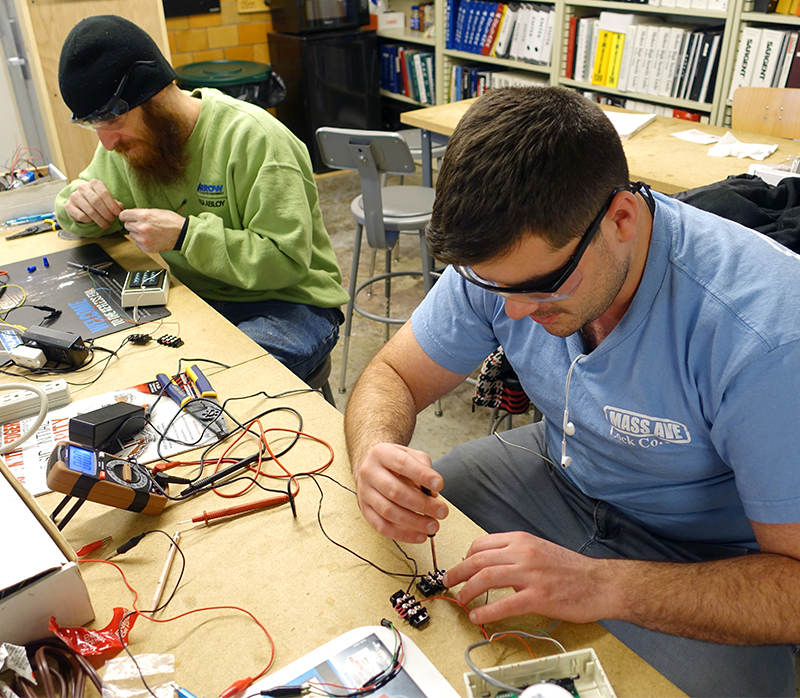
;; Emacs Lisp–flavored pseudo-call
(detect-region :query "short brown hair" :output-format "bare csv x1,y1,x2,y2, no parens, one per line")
426,86,629,265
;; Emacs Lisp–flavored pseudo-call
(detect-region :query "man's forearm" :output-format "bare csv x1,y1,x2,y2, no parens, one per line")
605,553,800,645
344,359,418,476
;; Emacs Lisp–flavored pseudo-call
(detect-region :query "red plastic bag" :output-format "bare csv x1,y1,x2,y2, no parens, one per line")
49,608,138,667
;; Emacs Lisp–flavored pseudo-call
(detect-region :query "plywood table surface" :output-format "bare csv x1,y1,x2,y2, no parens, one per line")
401,99,800,194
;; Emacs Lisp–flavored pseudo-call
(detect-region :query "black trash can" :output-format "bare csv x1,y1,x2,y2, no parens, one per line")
175,60,286,109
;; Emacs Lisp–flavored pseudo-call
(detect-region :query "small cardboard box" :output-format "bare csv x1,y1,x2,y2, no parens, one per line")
0,164,67,224
377,11,405,30
0,458,94,645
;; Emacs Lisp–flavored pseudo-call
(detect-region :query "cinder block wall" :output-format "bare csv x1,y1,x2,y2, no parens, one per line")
167,1,272,68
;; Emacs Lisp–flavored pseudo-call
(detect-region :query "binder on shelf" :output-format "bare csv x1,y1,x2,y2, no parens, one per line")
649,25,672,95
750,28,787,87
591,29,615,84
574,16,596,82
785,34,800,86
606,31,626,87
493,3,519,56
699,31,723,103
659,26,688,97
776,31,800,86
616,23,640,92
481,3,505,54
728,26,763,99
638,23,663,94
565,14,579,78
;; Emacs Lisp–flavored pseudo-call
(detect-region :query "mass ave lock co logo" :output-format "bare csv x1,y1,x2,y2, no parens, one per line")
603,406,691,448
197,182,226,208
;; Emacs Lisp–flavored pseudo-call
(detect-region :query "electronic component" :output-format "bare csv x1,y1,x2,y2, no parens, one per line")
463,648,617,698
10,345,46,369
416,569,446,597
157,334,183,348
120,268,170,307
21,326,89,367
0,329,22,365
46,440,168,515
69,402,146,452
390,590,429,629
127,333,152,345
0,379,70,423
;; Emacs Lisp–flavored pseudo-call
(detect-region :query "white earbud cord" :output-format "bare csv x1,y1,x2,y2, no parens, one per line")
560,353,585,468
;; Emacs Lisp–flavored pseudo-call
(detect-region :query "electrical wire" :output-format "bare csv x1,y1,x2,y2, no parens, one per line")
464,629,568,695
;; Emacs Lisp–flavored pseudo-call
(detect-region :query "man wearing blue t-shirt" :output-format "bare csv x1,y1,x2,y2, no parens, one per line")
343,87,800,697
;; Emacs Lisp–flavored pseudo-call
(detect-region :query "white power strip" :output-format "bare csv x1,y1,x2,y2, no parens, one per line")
0,379,71,423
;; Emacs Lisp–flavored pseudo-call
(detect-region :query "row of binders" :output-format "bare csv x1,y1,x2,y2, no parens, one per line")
380,44,436,104
727,27,800,99
445,1,555,64
751,0,800,14
448,66,548,100
590,0,726,8
567,12,723,105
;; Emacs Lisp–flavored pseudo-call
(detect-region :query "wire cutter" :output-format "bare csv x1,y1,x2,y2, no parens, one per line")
157,365,227,438
5,219,61,240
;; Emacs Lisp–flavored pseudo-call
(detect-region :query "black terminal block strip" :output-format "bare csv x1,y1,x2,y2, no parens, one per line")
390,590,429,629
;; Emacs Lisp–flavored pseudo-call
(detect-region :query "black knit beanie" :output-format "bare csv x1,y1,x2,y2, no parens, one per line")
59,15,177,120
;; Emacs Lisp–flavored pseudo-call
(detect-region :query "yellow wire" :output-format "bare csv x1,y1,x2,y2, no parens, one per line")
0,283,27,331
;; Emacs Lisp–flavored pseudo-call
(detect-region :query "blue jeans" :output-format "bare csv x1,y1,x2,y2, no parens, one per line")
434,420,796,698
206,298,343,381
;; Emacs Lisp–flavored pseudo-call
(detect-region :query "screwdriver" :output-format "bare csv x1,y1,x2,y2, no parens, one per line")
421,486,439,571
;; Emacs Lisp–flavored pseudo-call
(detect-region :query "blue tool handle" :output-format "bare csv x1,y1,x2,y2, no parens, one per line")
187,364,216,398
157,372,190,407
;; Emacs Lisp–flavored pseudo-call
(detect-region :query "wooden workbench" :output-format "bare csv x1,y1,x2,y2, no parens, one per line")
401,99,800,194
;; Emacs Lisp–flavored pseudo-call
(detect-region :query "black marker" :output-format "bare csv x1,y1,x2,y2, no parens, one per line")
67,261,109,277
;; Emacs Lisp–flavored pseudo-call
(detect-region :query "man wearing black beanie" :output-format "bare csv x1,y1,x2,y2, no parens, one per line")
55,15,348,382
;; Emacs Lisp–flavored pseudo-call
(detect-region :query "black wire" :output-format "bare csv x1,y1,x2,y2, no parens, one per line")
110,529,185,698
287,472,420,583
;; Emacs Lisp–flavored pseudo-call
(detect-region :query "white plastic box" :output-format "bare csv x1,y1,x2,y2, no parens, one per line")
0,163,67,223
0,459,94,645
464,648,618,698
377,11,405,29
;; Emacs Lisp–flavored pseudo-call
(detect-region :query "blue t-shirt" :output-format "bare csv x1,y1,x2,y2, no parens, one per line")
412,192,800,548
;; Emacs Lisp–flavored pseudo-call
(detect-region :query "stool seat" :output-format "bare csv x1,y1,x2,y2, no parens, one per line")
351,186,436,228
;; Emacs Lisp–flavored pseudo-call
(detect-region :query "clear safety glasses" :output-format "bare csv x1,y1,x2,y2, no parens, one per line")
70,60,157,131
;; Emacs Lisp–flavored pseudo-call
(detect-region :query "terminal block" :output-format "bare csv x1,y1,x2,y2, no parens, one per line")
416,569,446,597
390,590,429,629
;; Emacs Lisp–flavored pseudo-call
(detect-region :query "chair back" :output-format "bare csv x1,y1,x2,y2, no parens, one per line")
731,87,800,139
316,127,417,250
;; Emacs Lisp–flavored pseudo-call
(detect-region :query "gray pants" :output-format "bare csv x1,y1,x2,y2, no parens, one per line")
434,420,796,698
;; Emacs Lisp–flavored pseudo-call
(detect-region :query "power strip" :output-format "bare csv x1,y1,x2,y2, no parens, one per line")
0,379,71,424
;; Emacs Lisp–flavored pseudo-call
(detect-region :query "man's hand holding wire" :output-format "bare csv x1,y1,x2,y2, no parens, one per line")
65,178,124,229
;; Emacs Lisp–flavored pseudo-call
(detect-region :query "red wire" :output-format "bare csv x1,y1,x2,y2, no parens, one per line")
427,595,490,639
79,558,275,682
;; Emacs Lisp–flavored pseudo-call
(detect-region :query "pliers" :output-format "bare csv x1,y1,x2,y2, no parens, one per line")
5,219,61,240
157,364,227,438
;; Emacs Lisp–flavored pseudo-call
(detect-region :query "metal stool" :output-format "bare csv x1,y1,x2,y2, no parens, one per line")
316,127,437,395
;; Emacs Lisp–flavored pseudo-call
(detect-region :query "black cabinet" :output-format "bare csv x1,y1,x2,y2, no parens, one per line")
268,29,381,173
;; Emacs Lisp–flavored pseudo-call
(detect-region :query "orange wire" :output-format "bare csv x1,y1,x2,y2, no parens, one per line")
490,632,538,659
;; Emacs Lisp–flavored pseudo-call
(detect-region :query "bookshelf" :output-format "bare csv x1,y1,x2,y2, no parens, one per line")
373,0,800,127
718,1,800,125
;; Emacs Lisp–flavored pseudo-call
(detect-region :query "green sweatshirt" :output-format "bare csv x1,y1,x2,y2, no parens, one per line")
55,88,348,309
